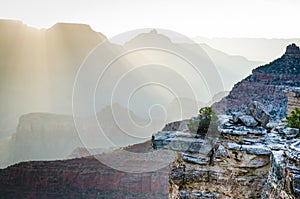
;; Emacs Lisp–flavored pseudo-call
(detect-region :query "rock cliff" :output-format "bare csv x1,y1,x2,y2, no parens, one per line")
150,44,300,199
285,87,300,115
152,113,300,198
265,141,300,198
213,44,300,121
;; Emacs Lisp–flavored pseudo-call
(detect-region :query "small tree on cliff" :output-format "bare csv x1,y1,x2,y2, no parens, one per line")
286,107,300,130
188,107,219,137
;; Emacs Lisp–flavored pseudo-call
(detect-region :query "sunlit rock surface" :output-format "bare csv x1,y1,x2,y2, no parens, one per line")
152,115,300,199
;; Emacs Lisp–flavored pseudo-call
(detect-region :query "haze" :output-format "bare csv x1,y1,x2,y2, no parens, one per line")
1,0,300,38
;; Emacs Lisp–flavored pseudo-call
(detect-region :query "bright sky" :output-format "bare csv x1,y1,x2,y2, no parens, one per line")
1,0,299,38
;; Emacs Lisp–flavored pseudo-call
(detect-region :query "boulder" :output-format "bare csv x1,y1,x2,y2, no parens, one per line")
238,115,258,127
278,127,300,139
247,101,270,127
232,112,243,123
231,111,259,127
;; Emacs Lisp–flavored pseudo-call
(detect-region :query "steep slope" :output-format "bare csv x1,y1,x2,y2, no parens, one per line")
199,43,262,90
213,43,300,121
0,141,170,199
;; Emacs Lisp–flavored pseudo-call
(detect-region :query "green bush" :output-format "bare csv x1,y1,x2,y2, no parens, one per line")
187,107,219,135
286,107,300,129
187,117,199,133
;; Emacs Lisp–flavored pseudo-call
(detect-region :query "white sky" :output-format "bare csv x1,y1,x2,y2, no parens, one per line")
1,0,299,38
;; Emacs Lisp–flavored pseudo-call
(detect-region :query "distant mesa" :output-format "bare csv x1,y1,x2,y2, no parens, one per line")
50,22,93,29
285,43,300,58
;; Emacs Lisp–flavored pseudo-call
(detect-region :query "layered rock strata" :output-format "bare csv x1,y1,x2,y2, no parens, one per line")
285,87,300,115
152,117,300,198
265,140,300,199
0,141,169,199
213,44,300,121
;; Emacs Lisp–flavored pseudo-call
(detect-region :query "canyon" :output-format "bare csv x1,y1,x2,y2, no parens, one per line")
0,20,263,170
0,21,300,198
151,44,300,199
213,43,300,121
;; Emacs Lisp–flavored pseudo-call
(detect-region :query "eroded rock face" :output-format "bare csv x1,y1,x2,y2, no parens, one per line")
0,141,169,199
285,87,300,115
152,116,300,199
213,44,300,121
264,141,300,199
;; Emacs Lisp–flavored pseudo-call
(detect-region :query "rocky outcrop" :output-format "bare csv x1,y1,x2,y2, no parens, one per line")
285,43,300,58
153,118,271,198
230,101,270,128
236,114,258,127
152,110,300,198
213,44,300,121
157,48,300,198
265,141,300,198
247,101,270,127
285,87,300,115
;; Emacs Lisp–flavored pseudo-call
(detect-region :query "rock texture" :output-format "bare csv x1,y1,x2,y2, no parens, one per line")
237,114,258,127
285,87,300,115
230,101,270,128
0,141,170,199
265,141,300,198
152,112,300,198
213,44,300,121
285,43,300,58
247,101,270,127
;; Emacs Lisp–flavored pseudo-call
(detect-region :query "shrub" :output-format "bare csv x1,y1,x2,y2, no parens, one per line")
187,107,219,136
286,107,300,129
187,117,199,133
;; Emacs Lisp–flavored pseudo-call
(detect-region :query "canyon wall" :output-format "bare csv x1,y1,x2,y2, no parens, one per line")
213,43,300,121
0,141,170,199
152,44,300,198
286,87,300,115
